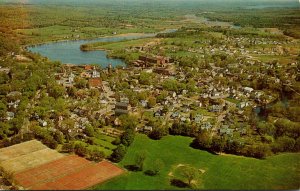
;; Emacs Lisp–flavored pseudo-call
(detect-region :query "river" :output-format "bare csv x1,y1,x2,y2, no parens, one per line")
27,29,177,67
183,14,241,29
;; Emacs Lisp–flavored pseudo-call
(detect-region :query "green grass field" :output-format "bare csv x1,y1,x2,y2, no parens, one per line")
73,133,116,157
93,134,300,190
85,38,155,51
252,54,296,65
15,25,160,44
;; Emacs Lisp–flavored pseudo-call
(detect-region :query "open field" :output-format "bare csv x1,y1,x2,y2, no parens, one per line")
251,54,298,65
14,156,124,190
0,140,64,177
31,160,124,190
82,38,156,51
0,141,124,190
13,155,92,189
94,134,300,190
0,149,64,177
73,132,117,157
0,140,48,162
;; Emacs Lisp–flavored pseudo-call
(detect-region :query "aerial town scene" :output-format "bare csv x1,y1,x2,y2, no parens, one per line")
0,0,299,190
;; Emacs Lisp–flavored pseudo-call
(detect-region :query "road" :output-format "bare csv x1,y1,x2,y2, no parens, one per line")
98,81,116,116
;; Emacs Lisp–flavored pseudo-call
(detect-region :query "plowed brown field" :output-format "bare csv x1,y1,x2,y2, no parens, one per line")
14,155,124,190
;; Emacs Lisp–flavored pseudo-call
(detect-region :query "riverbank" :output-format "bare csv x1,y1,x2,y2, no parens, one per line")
80,37,156,52
25,32,155,48
25,28,176,48
26,28,177,66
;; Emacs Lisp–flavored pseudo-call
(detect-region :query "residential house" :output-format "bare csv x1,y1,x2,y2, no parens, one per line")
237,101,250,109
171,111,180,119
6,112,15,121
193,114,203,124
219,125,234,136
84,65,93,71
38,119,48,127
141,100,148,107
0,67,10,75
243,87,254,93
143,126,153,133
115,102,129,116
7,100,20,109
201,122,212,131
210,105,223,113
89,78,103,89
92,68,100,78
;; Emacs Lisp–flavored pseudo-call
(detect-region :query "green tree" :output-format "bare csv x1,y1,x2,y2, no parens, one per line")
139,72,152,85
53,131,64,144
74,142,88,157
110,144,127,163
42,137,58,149
9,115,24,135
84,124,95,137
253,143,271,159
257,121,276,136
147,96,156,108
156,90,168,103
178,165,199,188
0,84,11,95
191,130,212,150
121,129,135,146
294,137,300,152
62,142,75,153
211,135,226,153
0,122,12,139
0,101,7,119
288,107,300,122
272,136,295,153
90,88,100,98
48,84,65,99
74,77,88,89
148,127,167,140
88,148,105,162
66,86,77,98
119,114,138,130
134,150,147,171
146,159,164,176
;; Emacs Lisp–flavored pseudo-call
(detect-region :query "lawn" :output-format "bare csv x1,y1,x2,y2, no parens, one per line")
252,54,296,65
87,38,155,51
196,108,216,117
92,134,117,150
93,134,300,190
73,133,117,157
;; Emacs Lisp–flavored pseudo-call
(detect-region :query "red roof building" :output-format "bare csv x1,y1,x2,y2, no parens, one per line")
88,78,103,89
84,65,93,71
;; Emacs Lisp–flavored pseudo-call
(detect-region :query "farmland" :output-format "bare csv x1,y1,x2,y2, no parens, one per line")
0,141,124,190
94,134,300,190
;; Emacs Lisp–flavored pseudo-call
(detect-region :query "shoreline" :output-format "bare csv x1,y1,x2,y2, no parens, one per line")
23,28,177,48
80,36,155,52
23,28,177,66
24,32,158,49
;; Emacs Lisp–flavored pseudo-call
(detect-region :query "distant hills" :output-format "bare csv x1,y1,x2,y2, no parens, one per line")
1,0,299,10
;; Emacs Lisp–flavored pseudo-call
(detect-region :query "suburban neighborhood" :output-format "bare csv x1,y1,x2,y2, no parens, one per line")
0,0,299,190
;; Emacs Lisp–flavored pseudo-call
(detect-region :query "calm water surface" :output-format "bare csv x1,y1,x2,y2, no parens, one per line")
28,29,177,67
